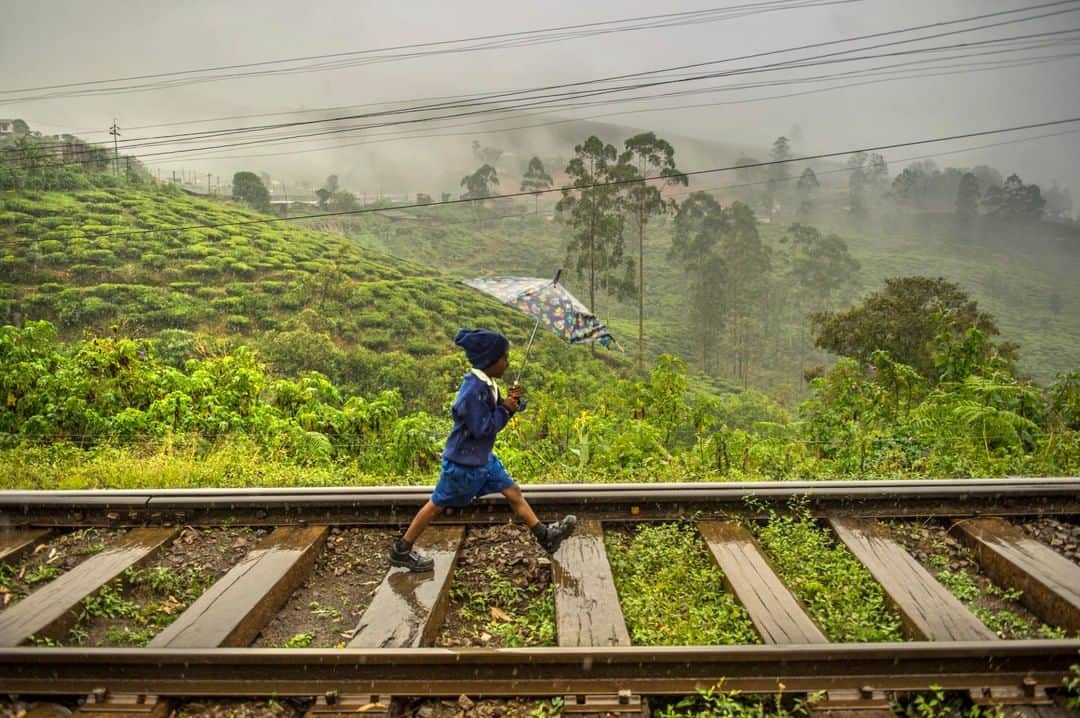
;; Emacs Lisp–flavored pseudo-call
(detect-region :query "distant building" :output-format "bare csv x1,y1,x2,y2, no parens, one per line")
0,119,28,136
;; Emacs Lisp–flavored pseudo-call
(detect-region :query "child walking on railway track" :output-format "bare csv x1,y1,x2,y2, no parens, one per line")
389,328,577,572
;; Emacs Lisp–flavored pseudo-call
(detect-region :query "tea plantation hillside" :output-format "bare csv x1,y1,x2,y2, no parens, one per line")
1,181,1076,491
325,203,1080,392
0,186,628,409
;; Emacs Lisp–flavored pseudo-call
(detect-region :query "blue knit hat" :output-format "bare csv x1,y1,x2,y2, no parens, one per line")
454,328,509,369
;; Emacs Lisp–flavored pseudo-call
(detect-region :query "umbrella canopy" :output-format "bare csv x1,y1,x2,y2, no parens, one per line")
463,275,613,346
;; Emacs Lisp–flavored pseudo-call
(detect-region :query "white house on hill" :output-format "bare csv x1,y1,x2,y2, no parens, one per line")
0,119,28,136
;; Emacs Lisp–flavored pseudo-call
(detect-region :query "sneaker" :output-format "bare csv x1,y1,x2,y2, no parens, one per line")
389,538,435,572
535,514,577,554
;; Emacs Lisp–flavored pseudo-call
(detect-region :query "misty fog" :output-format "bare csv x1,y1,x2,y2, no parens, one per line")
3,0,1078,200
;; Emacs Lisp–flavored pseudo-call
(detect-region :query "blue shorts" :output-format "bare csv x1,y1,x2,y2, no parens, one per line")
431,455,515,508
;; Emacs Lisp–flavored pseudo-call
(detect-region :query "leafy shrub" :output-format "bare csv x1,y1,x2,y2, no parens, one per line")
225,315,250,331
184,262,218,278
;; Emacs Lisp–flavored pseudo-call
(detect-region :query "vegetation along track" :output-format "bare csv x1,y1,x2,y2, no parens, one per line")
0,478,1078,717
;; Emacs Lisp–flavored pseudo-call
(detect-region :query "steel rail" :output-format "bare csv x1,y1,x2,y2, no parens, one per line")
1,641,1078,695
2,478,1078,526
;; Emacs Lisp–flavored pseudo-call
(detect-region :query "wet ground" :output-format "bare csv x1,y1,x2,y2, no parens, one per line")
402,696,558,718
71,525,265,646
435,522,554,647
172,699,304,718
0,528,124,610
1021,517,1080,564
254,527,396,648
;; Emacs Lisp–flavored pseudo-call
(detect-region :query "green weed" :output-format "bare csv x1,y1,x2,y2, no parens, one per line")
0,562,16,590
283,631,315,648
308,601,342,622
754,511,903,642
902,686,1004,718
1065,662,1079,711
936,569,981,602
452,569,555,647
657,683,816,718
103,626,156,646
605,524,758,646
26,565,61,584
530,697,564,718
930,559,1060,638
80,580,135,619
27,635,61,647
66,564,208,646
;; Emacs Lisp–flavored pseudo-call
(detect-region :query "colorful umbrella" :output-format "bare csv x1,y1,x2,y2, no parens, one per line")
463,270,615,384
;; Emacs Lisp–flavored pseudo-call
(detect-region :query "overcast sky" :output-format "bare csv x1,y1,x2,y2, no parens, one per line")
3,0,1079,199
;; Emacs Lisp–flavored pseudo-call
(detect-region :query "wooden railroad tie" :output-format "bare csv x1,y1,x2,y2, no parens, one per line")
951,517,1080,634
71,690,169,718
149,525,327,648
0,527,178,646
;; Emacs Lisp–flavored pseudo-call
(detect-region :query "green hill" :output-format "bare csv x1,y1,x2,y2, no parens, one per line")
324,200,1079,393
0,178,1075,490
0,185,631,410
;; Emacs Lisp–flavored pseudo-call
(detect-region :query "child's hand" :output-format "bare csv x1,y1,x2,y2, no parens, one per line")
503,395,520,412
508,385,524,401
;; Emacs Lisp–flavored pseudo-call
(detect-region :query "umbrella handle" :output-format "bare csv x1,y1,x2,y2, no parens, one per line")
514,317,541,389
514,268,558,385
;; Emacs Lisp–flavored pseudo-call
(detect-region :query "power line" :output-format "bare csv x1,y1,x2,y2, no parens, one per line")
664,127,1080,201
80,28,1080,163
0,0,857,102
53,116,1080,240
160,44,1080,165
16,0,1079,156
14,23,1079,171
9,47,1078,181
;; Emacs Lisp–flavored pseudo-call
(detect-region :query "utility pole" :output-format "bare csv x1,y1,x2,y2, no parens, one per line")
109,120,121,176
207,173,212,196
172,170,177,185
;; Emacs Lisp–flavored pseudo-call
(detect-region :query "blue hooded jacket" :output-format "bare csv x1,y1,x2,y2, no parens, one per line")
442,372,515,466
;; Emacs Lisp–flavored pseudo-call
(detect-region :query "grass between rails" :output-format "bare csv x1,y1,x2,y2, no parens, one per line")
0,528,115,610
28,565,210,647
752,509,904,643
934,568,1064,639
450,570,556,647
438,524,555,648
79,565,209,646
605,523,758,646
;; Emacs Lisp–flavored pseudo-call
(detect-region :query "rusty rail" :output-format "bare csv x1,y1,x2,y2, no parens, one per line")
2,477,1078,526
1,480,1078,705
1,641,1078,695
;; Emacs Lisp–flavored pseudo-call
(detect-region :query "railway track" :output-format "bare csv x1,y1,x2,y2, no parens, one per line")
0,478,1078,718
